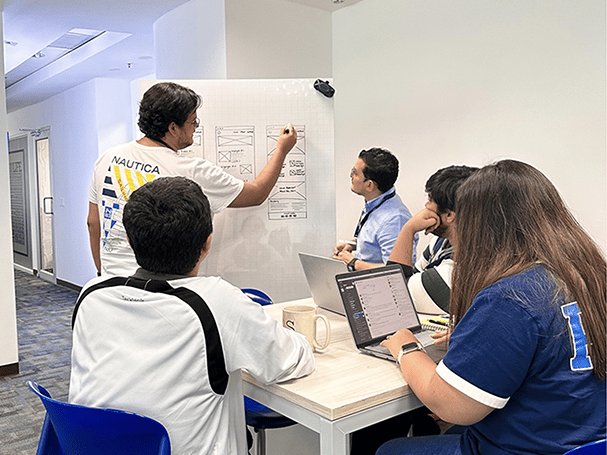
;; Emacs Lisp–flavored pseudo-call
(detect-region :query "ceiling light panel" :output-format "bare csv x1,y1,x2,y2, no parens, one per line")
48,29,103,50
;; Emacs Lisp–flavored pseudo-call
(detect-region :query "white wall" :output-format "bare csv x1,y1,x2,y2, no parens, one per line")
95,79,133,157
0,1,19,370
333,0,606,255
225,0,332,79
155,0,227,79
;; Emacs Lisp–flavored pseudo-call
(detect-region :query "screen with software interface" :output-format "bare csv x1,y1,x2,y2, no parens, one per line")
337,266,420,344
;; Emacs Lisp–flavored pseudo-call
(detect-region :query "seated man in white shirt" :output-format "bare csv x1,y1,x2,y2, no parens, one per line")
389,165,478,314
70,176,315,455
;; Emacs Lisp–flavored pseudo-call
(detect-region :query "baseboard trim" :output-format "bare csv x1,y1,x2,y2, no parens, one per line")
0,363,19,377
13,264,33,275
57,279,82,293
13,265,83,293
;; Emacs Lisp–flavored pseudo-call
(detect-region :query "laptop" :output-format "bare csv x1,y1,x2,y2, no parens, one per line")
335,265,442,362
298,252,347,316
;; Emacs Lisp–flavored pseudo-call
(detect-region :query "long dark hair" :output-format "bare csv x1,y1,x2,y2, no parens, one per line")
451,160,606,379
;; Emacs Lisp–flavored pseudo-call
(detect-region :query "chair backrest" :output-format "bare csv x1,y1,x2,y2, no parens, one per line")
27,381,171,455
241,288,273,306
563,439,606,455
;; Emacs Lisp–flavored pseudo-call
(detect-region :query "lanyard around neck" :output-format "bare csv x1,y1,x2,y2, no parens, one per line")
149,137,175,152
354,191,396,238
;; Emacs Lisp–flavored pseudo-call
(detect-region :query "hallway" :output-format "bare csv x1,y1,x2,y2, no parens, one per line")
0,269,78,454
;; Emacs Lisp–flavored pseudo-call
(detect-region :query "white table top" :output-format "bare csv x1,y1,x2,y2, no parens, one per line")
242,298,446,421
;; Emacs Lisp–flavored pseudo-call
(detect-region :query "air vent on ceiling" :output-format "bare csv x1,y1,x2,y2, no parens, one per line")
5,28,104,88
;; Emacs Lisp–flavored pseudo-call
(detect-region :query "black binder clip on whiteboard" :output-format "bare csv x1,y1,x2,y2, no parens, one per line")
314,79,335,98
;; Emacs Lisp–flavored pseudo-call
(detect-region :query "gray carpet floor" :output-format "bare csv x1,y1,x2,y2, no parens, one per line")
0,269,78,455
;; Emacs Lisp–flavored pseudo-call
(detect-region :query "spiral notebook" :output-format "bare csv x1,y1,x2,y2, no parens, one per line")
335,265,442,362
421,317,450,332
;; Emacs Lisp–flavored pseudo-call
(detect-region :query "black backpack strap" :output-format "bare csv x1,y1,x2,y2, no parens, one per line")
72,277,229,395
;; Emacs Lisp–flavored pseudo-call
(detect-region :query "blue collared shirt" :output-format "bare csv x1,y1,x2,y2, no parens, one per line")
354,187,417,264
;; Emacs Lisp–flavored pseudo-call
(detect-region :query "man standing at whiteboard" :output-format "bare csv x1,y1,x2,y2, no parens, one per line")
87,81,297,277
333,148,417,271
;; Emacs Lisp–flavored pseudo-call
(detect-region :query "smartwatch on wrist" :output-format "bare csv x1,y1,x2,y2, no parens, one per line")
397,342,425,364
347,257,358,272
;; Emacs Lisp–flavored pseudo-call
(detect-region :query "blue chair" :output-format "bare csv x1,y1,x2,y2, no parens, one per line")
241,288,297,455
27,381,171,455
563,439,606,455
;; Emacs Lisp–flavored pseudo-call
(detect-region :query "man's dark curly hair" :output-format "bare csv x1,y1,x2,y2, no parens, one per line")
137,82,202,140
358,148,399,193
424,165,478,214
123,176,212,275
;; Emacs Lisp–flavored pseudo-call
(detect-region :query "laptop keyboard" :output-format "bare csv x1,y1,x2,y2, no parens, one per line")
366,344,391,355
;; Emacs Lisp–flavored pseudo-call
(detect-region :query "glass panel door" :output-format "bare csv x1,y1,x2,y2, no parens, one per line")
35,133,55,283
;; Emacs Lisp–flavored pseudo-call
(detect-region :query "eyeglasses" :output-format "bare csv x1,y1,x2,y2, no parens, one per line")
189,118,200,127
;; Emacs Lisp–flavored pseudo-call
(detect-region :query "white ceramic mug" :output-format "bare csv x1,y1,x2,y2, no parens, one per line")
282,305,331,352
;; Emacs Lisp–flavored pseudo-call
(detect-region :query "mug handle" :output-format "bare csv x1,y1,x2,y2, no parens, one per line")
313,314,331,351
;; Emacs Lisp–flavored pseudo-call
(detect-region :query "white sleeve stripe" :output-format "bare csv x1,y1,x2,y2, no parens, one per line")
408,274,447,315
436,361,509,409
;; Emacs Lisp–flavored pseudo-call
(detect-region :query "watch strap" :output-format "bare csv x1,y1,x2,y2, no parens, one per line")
397,342,425,364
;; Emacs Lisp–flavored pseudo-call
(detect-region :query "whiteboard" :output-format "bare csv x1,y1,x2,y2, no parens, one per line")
139,79,335,302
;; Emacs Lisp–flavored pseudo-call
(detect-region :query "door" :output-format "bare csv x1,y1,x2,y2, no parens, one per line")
35,129,56,284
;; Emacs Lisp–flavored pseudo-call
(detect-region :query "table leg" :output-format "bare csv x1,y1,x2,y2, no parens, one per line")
319,418,349,455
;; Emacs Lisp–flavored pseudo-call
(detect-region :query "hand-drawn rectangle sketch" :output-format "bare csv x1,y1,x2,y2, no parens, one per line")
216,126,255,181
267,125,306,219
139,79,334,302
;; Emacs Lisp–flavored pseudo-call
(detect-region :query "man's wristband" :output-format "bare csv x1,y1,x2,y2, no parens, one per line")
347,257,358,272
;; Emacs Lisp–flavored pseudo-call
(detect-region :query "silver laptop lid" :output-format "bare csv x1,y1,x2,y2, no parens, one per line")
335,265,423,349
298,252,347,315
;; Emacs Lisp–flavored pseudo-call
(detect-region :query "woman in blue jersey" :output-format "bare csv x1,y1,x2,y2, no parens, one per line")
377,160,606,455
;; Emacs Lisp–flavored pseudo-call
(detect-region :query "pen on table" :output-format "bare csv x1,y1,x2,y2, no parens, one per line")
428,318,449,327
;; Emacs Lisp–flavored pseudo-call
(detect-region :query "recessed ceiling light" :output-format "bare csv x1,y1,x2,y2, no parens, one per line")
4,40,18,46
32,52,45,59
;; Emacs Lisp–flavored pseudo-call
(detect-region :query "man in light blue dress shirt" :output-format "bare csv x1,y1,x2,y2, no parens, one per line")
334,148,417,271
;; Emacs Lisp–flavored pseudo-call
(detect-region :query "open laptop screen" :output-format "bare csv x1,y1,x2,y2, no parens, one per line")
336,265,422,348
